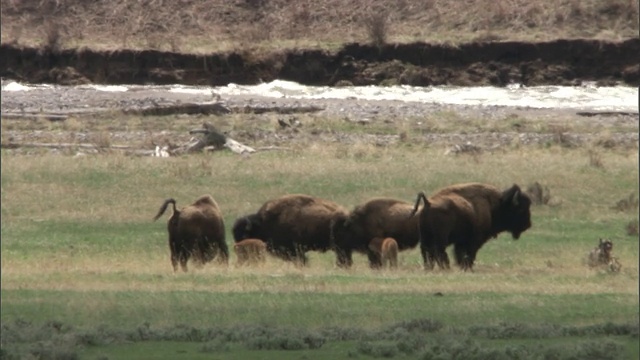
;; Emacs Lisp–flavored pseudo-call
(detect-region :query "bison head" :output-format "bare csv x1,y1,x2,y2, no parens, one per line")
499,184,532,240
232,213,263,242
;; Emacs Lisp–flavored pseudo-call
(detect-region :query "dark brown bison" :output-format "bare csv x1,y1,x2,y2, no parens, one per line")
232,194,349,266
153,194,229,272
234,238,267,266
332,198,425,269
369,237,399,269
411,183,532,271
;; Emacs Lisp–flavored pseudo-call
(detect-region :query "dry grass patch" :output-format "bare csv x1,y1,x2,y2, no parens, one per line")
1,0,637,52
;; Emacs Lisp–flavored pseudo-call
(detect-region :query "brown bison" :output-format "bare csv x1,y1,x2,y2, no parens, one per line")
411,183,532,271
234,238,267,266
153,194,229,272
332,198,425,268
369,237,399,269
232,194,349,266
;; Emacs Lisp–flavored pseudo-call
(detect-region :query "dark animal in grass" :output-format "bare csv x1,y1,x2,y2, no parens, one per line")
411,183,532,271
369,237,399,269
232,194,349,266
587,238,621,272
234,238,267,266
153,195,228,272
332,198,424,269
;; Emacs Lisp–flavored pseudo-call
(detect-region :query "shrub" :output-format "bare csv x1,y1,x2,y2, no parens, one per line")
356,341,399,358
611,192,638,212
364,13,388,47
626,219,639,236
200,339,231,353
386,318,443,334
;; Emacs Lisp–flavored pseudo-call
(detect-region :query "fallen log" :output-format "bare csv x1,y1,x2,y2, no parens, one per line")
0,142,133,150
123,102,232,116
1,113,68,121
225,138,256,154
171,122,256,155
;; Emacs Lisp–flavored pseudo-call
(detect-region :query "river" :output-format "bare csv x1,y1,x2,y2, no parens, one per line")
2,80,638,113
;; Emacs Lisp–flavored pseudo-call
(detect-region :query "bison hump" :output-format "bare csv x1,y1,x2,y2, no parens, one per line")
192,194,219,208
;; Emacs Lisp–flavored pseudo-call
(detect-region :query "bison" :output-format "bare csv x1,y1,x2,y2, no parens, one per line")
332,198,425,269
234,238,267,266
232,194,349,266
411,183,532,271
369,237,399,269
153,194,229,272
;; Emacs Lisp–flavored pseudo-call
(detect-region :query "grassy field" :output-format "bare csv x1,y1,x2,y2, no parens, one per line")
1,110,639,359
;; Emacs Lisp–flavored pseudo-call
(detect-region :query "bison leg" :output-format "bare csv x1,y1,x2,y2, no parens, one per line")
388,254,398,269
335,247,353,268
178,248,189,272
198,236,215,264
420,243,436,270
294,245,308,267
217,241,230,265
433,247,450,270
367,250,383,269
454,244,476,271
170,252,180,272
169,236,182,272
422,242,449,270
453,245,470,270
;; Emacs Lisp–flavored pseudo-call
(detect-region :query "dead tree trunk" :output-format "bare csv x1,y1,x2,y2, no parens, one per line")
172,122,256,155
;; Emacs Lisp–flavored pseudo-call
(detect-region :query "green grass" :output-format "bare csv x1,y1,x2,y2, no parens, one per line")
1,135,638,358
2,289,638,329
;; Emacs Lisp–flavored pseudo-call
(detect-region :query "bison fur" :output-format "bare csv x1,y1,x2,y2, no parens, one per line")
332,198,424,269
369,237,399,269
234,238,267,266
153,194,229,272
411,183,532,271
232,194,348,266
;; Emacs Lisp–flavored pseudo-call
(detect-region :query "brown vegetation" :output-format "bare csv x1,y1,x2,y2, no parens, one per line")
1,0,637,52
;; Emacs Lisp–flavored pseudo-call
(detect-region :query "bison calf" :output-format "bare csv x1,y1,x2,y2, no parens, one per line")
153,195,229,272
234,238,267,266
368,237,399,269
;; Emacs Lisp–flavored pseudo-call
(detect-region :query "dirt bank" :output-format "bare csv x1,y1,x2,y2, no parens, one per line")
1,39,639,87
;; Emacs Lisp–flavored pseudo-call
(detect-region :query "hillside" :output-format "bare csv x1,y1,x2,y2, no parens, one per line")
2,0,638,52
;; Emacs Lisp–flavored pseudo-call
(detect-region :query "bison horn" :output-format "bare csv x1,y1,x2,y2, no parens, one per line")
512,190,520,206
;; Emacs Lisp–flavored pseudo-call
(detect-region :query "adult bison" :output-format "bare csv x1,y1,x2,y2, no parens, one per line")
411,183,532,271
232,194,349,266
153,194,229,272
332,198,425,269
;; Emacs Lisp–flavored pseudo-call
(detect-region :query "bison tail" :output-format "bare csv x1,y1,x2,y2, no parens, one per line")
410,192,430,217
153,198,177,221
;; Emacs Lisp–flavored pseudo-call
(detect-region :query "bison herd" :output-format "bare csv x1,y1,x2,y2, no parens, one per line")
153,182,533,272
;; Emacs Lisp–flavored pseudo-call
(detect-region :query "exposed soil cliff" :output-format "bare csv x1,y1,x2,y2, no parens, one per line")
1,39,639,87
